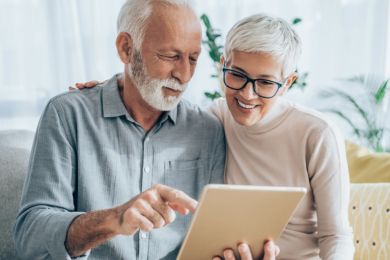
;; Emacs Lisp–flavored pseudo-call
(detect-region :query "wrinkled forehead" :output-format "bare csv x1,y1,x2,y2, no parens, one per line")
142,3,202,51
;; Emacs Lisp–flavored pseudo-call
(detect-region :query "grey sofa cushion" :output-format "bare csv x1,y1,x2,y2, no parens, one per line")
0,130,34,260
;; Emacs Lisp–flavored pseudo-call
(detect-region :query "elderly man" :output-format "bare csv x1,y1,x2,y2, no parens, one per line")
13,0,226,259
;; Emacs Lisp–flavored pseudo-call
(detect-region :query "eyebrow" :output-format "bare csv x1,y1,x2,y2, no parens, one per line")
157,49,201,56
230,65,278,80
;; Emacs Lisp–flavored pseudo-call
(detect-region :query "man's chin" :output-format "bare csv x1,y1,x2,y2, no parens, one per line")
147,97,181,111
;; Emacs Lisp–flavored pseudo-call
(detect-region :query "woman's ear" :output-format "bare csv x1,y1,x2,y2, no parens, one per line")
279,73,297,96
220,55,225,66
116,32,133,64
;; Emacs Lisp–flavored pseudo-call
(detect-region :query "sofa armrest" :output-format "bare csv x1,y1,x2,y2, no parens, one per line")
349,183,390,259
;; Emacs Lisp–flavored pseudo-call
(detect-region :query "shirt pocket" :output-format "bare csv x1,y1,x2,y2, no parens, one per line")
164,159,205,199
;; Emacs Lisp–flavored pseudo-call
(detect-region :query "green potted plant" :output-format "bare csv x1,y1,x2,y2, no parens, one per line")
321,77,389,152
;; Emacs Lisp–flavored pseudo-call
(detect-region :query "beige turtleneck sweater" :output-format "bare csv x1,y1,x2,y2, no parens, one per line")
210,97,354,260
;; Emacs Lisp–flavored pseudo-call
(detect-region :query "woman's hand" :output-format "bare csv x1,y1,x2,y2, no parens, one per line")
212,241,280,260
68,80,102,91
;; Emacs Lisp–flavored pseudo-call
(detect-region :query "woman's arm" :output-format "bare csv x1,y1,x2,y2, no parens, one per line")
307,124,354,259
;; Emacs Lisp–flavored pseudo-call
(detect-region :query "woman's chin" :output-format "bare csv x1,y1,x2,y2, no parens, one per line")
233,115,261,127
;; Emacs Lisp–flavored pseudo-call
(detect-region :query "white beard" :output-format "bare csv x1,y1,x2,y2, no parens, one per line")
127,51,187,111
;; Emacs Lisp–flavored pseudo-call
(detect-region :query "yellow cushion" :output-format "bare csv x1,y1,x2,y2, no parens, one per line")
346,141,390,183
349,183,390,260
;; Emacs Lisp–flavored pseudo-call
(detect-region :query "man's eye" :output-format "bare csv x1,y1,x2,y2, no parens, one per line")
189,57,198,64
160,54,179,60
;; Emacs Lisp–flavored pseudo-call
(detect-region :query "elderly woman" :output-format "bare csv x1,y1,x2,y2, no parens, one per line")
210,14,354,260
75,13,354,260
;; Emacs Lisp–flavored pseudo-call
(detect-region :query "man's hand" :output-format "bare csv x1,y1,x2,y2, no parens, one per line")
65,184,197,257
212,241,280,260
115,184,198,235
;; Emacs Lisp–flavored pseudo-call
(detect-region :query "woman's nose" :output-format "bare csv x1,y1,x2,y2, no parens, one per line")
239,81,258,100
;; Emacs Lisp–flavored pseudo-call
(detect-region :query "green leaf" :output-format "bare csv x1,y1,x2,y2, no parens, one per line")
292,18,302,25
374,79,389,105
204,91,222,101
201,14,223,63
344,75,365,84
200,14,211,29
324,89,371,128
323,109,362,138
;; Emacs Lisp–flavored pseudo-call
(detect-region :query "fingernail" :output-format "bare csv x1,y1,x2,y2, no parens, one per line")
238,243,248,252
225,250,234,257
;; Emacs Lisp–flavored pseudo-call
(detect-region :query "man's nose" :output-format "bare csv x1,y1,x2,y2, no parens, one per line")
172,58,192,84
239,81,258,100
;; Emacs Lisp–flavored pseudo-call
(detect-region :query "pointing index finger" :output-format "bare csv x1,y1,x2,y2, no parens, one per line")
156,184,197,213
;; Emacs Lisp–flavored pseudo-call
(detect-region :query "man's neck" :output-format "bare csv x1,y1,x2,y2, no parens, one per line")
119,74,163,133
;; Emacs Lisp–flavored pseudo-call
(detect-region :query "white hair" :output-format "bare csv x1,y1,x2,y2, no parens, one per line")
224,14,302,79
117,0,193,50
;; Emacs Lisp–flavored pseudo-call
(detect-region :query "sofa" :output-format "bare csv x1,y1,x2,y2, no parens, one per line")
0,130,34,259
0,130,389,259
346,142,390,259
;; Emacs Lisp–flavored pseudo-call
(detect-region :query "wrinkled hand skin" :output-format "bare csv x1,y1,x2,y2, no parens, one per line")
65,184,197,257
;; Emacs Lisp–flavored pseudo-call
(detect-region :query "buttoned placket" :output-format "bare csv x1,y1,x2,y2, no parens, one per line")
138,133,152,260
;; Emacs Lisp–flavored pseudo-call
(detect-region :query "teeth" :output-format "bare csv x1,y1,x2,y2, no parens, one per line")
237,99,256,109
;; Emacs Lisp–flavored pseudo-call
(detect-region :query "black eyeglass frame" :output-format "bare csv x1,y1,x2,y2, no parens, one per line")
222,67,285,99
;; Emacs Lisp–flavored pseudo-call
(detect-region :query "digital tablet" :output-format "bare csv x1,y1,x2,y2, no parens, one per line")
177,184,306,260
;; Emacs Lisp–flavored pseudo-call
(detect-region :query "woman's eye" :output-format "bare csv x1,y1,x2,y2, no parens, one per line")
258,79,273,85
230,72,246,79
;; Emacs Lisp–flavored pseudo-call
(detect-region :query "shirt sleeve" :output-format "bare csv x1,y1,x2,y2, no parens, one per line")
307,124,355,259
13,99,89,259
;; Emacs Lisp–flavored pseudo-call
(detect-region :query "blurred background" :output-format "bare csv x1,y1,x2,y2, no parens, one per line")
0,0,389,151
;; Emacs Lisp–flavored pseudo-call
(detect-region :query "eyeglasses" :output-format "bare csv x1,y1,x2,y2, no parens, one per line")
222,67,284,99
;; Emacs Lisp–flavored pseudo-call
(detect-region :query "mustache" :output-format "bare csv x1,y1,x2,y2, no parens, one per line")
158,79,187,92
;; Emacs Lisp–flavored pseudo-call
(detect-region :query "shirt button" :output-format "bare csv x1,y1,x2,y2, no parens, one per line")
144,166,150,173
140,232,147,239
145,137,150,142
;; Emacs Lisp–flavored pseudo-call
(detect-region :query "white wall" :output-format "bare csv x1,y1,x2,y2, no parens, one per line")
0,0,389,148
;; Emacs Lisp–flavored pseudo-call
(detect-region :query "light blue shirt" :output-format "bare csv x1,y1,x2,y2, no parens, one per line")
13,75,226,259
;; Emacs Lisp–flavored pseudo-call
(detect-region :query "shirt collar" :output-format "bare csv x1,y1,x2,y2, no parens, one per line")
102,75,129,119
102,74,178,125
161,105,178,125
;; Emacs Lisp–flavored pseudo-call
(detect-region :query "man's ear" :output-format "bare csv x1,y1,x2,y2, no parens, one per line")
279,73,297,96
116,32,133,64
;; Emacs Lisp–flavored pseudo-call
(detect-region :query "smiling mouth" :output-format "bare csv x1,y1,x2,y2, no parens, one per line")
236,98,258,109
